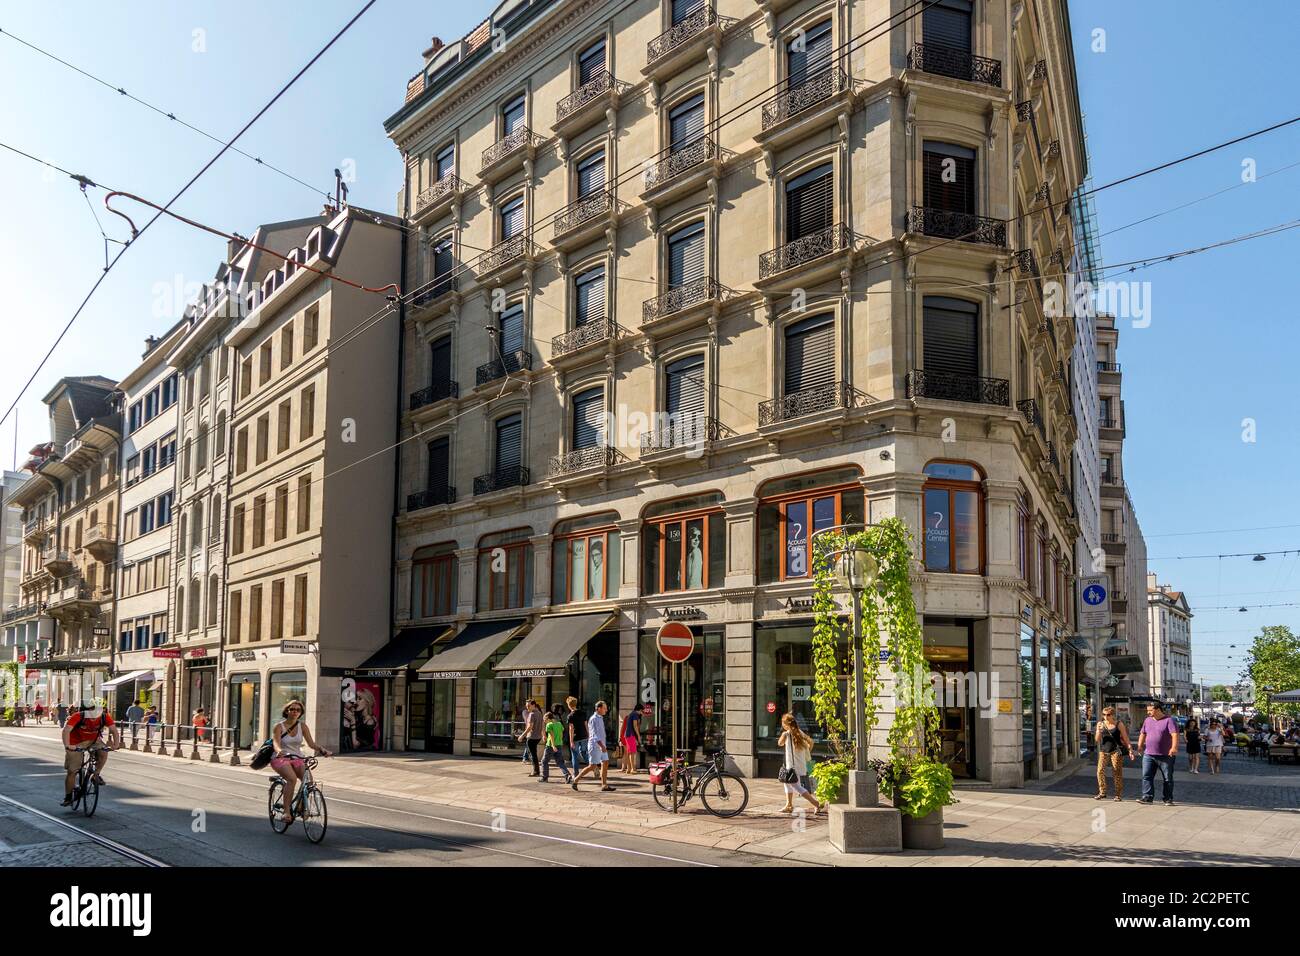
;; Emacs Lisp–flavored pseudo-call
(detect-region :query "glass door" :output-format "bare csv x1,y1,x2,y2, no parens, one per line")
228,675,260,749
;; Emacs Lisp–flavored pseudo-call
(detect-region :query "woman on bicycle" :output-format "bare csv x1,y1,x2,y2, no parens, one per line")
271,700,331,823
777,713,823,815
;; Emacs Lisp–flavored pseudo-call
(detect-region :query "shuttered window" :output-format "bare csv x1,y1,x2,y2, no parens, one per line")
666,354,706,430
502,93,526,135
668,221,706,286
577,149,605,197
498,303,525,356
786,18,832,87
495,414,523,472
574,266,606,327
669,93,706,150
435,142,455,180
784,314,835,394
578,38,606,84
432,236,454,292
572,387,605,449
431,336,452,389
923,296,979,378
500,196,525,239
427,436,450,493
924,0,972,52
785,163,834,242
672,0,705,25
923,142,976,215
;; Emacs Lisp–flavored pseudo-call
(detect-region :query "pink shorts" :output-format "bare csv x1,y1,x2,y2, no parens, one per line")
271,755,305,773
623,736,638,754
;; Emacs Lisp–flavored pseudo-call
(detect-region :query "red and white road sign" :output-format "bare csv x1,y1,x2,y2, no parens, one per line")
656,621,695,663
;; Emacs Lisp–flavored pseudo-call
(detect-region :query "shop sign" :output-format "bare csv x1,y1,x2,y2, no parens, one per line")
997,699,1013,714
784,597,817,614
92,626,110,637
360,669,401,678
665,606,703,620
423,670,469,680
152,649,182,659
280,640,312,655
231,651,256,662
500,667,559,679
17,654,25,663
188,649,211,659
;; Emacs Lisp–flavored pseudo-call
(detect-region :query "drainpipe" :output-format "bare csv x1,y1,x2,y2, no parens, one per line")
386,169,411,753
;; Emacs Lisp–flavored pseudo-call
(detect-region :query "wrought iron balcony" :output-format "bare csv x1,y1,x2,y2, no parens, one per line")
647,4,719,65
553,189,618,238
1015,100,1034,124
1030,59,1048,85
908,206,1006,246
556,70,620,125
761,67,851,130
1045,140,1061,162
552,319,622,359
907,41,1002,87
548,445,618,478
907,370,1010,406
1017,398,1045,438
1038,320,1057,352
759,382,861,427
1099,417,1119,430
410,273,458,312
1014,249,1040,278
407,486,457,512
481,126,536,174
409,380,459,411
1097,361,1121,373
1044,440,1060,472
475,350,533,387
640,415,722,453
474,466,530,496
642,276,723,325
475,234,537,278
2,602,46,624
413,175,468,218
643,136,719,193
758,224,854,280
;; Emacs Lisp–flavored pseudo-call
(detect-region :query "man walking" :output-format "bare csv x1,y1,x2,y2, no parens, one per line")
571,700,614,792
55,701,67,728
1136,700,1180,806
517,699,544,777
125,699,145,745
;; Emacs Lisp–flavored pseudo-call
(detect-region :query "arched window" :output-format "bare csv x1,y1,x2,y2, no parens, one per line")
757,467,864,582
412,544,456,619
210,494,222,542
191,501,203,549
476,528,533,611
178,514,188,553
642,493,725,594
207,574,220,627
187,577,201,631
922,461,984,573
215,410,227,459
176,586,185,634
552,513,620,604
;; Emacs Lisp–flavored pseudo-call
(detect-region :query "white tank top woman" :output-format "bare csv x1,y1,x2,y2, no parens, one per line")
277,720,305,758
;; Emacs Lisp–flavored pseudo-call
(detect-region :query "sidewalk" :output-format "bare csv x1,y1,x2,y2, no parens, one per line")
8,727,1299,865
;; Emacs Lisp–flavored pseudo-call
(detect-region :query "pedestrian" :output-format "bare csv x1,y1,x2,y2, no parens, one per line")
1094,705,1133,800
32,701,44,724
565,695,589,777
571,700,614,792
1204,719,1225,774
192,707,209,742
1184,719,1202,773
516,699,543,777
539,710,572,784
56,701,67,727
1136,701,1180,806
125,699,145,745
619,703,642,774
13,703,24,727
778,712,824,815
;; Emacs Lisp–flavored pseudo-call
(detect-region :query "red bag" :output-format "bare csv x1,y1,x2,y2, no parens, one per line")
648,761,673,786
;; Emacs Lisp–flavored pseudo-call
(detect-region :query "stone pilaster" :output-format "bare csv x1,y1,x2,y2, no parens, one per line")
455,547,477,618
723,620,755,776
615,519,640,601
530,533,553,608
721,497,757,590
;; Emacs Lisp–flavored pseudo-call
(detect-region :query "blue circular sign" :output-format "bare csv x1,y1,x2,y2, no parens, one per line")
1083,584,1107,606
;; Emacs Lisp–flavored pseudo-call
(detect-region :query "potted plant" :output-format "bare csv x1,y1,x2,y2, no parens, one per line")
876,753,955,849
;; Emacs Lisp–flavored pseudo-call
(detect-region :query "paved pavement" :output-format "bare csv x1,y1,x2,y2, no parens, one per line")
4,727,1298,866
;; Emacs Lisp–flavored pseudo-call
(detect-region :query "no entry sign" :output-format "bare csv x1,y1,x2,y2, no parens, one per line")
656,621,695,663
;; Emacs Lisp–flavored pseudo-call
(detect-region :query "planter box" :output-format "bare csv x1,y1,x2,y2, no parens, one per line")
900,807,945,850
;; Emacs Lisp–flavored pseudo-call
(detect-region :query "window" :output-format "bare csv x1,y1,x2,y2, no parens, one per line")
1017,493,1031,584
231,503,245,555
300,385,316,441
207,574,220,627
139,501,155,535
277,400,291,453
126,455,141,485
924,0,972,54
185,375,195,411
214,412,225,459
786,18,832,88
235,427,248,474
923,142,976,215
129,402,142,433
274,485,288,541
476,528,533,611
259,342,273,384
256,413,269,464
427,436,450,497
229,591,243,644
552,514,620,603
573,265,605,328
293,575,308,636
303,305,320,352
191,501,203,548
271,579,285,641
239,358,252,399
497,303,525,357
431,236,454,294
196,423,208,471
576,149,605,198
572,387,605,450
218,347,228,382
142,446,156,477
412,546,455,618
435,142,455,180
159,434,176,467
296,474,312,534
785,163,833,242
783,314,835,396
281,324,294,370
430,336,452,392
922,461,983,573
667,221,706,288
249,585,263,642
252,495,266,549
501,93,526,136
182,440,192,480
178,514,187,553
923,296,979,379
664,353,707,442
643,493,726,594
155,554,169,589
758,468,864,582
500,195,525,240
672,0,704,26
157,491,173,526
187,576,201,631
668,93,705,151
162,374,179,409
494,413,523,474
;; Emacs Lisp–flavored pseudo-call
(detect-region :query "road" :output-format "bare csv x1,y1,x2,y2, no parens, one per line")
0,730,805,867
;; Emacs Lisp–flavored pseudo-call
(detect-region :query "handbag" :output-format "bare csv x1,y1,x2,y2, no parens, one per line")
249,738,275,771
777,765,799,784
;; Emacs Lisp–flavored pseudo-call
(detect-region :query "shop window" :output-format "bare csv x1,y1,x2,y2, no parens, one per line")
476,528,533,611
922,461,983,574
642,493,725,594
753,624,849,774
757,467,863,583
412,545,456,618
268,671,308,729
1021,622,1035,762
552,513,621,603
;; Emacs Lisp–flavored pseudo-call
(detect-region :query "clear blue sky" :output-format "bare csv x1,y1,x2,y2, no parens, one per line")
1,1,1296,684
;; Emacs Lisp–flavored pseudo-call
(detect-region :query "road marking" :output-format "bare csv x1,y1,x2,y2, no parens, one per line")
0,792,166,867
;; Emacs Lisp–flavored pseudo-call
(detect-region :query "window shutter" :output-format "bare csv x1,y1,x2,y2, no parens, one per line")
672,0,705,25
577,150,605,197
432,237,454,278
923,297,979,378
924,0,973,52
573,388,605,449
923,143,976,215
502,95,526,134
668,222,706,286
428,436,450,492
579,39,606,84
574,266,606,327
436,143,455,179
666,355,706,429
784,314,835,394
500,198,525,239
786,19,833,86
785,164,834,241
499,304,525,356
431,337,452,387
495,414,522,472
669,94,706,149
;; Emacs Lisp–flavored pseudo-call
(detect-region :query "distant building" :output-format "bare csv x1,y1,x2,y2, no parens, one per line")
1146,572,1193,707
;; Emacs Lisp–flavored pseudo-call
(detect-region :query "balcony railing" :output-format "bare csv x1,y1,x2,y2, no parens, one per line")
908,206,1006,246
907,41,1003,87
758,223,854,280
761,67,851,129
647,4,718,64
640,416,722,453
413,175,468,216
554,189,617,237
1101,532,1123,544
556,70,619,124
759,382,861,427
84,522,116,548
1097,361,1121,373
907,370,1010,406
411,273,458,310
407,486,457,511
1014,249,1040,278
475,235,536,277
2,602,45,624
23,517,48,538
1017,398,1045,438
1099,417,1119,430
474,466,530,496
552,319,622,359
642,276,722,325
548,445,618,478
1038,320,1057,353
476,350,533,387
410,380,459,411
643,136,719,192
1045,441,1060,472
481,126,535,172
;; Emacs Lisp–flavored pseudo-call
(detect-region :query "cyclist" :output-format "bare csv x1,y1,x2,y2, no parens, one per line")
61,701,120,806
271,700,331,823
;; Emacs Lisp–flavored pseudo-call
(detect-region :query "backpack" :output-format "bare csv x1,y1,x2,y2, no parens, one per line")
250,737,276,770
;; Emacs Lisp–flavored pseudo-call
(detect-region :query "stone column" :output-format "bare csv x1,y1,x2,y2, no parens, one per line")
455,547,477,618
394,558,413,623
615,519,640,601
454,677,472,756
724,619,756,777
530,533,552,608
721,497,757,589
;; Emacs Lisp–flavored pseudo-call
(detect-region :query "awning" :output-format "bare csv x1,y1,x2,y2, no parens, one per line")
493,611,616,678
101,669,154,690
1105,654,1145,675
25,658,107,672
351,626,454,677
416,618,527,680
1271,688,1300,703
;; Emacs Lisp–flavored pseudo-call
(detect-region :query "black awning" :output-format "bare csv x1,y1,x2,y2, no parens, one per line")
493,611,616,678
353,625,454,676
416,618,527,680
24,658,107,672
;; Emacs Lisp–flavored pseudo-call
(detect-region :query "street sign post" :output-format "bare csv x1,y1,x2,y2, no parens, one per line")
656,622,696,814
1079,575,1113,739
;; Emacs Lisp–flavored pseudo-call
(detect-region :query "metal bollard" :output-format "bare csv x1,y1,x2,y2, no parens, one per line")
209,729,221,764
172,725,185,758
142,725,153,754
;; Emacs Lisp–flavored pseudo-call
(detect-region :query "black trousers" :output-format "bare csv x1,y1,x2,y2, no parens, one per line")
525,738,540,773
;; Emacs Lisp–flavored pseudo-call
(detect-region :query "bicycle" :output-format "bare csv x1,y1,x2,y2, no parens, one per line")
66,743,111,818
651,748,749,817
267,755,329,843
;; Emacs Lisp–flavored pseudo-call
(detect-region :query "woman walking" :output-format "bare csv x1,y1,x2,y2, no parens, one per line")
1094,705,1132,801
1204,719,1225,774
1185,719,1202,773
777,713,823,815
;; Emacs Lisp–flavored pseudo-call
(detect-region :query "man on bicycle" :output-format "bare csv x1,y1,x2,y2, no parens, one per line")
61,701,119,806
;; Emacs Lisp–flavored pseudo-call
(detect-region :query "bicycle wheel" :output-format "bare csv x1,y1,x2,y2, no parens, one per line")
651,770,691,812
69,768,83,812
268,781,290,834
302,788,328,844
81,770,99,818
700,771,749,817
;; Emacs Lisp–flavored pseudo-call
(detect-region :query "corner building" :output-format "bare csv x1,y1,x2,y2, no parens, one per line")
384,0,1089,785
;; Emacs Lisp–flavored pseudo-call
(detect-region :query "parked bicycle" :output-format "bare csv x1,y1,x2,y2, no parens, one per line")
67,744,110,818
267,755,329,843
651,748,749,817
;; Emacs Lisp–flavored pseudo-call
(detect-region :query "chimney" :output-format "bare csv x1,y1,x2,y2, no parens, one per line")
322,203,338,220
227,233,246,262
423,36,444,63
143,335,158,356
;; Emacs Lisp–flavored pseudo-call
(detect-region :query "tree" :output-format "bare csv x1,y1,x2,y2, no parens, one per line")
1242,625,1300,724
1210,684,1231,702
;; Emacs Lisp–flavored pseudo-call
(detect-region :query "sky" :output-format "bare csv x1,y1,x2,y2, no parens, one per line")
1,1,1296,685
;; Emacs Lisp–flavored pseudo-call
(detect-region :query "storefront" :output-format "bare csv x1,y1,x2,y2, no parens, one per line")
184,655,217,724
102,669,157,719
416,618,527,755
923,618,976,778
267,669,308,729
753,621,849,777
346,625,454,753
228,670,260,749
1019,610,1078,781
636,623,726,763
